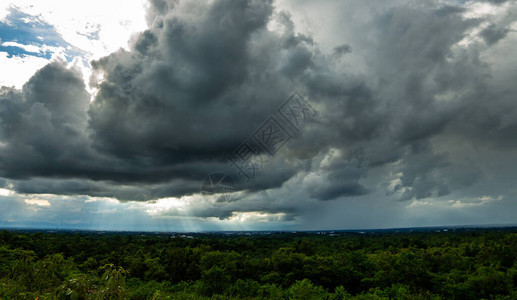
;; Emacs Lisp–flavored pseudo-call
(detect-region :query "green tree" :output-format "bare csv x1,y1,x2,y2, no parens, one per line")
97,264,129,299
287,279,328,300
199,265,230,296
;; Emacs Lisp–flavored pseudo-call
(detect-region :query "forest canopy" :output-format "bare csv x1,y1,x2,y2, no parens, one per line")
0,228,516,299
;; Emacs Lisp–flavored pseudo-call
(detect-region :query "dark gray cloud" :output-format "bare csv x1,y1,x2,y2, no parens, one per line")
0,0,320,203
480,23,511,45
332,44,352,58
0,0,516,224
86,0,316,192
0,62,93,179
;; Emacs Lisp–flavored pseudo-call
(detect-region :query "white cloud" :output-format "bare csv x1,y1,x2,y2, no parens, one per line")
0,3,9,21
1,41,68,55
228,212,289,223
449,195,504,208
462,1,510,19
408,200,434,208
0,188,12,196
1,41,41,53
0,51,50,88
145,197,189,216
24,199,51,207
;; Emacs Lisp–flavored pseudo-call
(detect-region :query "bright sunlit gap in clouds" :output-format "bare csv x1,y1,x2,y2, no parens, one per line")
0,0,148,58
0,0,147,89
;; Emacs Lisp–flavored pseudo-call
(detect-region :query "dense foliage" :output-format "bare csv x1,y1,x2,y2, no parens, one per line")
0,228,516,299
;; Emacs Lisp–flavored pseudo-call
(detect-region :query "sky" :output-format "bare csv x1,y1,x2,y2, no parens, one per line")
0,0,516,232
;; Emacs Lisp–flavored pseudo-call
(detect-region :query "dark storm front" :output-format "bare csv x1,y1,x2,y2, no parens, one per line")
201,92,317,197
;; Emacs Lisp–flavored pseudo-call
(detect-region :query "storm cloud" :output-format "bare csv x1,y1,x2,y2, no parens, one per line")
0,0,516,224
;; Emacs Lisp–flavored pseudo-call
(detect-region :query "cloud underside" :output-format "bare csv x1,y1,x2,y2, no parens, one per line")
1,0,516,221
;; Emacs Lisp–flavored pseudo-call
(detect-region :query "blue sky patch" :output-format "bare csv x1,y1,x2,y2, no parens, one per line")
0,7,82,61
